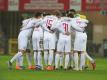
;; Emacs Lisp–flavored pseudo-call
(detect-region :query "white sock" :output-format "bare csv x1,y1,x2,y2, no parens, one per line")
48,50,54,65
64,54,69,69
85,52,94,62
70,54,74,67
44,50,48,66
55,54,60,68
74,52,78,69
26,52,32,66
60,53,64,67
10,52,22,63
34,51,37,65
37,51,41,66
16,57,20,66
19,55,23,66
80,53,85,70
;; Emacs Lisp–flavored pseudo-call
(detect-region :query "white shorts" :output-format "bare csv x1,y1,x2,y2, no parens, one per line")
74,32,87,51
18,28,33,50
26,39,32,50
57,38,71,53
43,31,56,50
32,30,43,50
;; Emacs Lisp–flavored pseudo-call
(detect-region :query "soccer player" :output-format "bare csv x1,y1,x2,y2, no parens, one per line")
15,17,34,70
15,39,33,70
70,9,96,70
73,16,89,71
15,18,34,70
8,12,42,70
32,20,43,70
42,11,61,70
55,15,72,70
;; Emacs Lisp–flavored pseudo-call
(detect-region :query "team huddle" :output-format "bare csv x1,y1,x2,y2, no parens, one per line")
8,9,96,71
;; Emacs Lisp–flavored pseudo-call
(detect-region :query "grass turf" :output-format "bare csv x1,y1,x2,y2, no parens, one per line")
0,55,107,80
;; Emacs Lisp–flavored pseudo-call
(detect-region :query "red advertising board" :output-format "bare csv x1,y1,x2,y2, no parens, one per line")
82,0,107,11
0,0,8,11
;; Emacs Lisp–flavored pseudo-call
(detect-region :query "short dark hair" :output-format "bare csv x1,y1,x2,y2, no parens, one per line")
34,12,42,18
69,9,76,13
67,13,74,18
61,11,67,16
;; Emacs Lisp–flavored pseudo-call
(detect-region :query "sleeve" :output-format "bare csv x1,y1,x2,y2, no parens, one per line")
51,21,65,34
39,19,50,32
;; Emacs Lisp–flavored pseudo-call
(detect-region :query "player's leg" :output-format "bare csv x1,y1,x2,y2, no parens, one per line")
8,31,28,69
34,50,37,66
64,39,71,70
55,52,60,69
48,49,54,66
55,39,62,69
59,53,64,68
85,52,94,62
79,32,87,70
73,51,79,71
36,37,43,70
26,49,34,69
46,34,56,70
64,53,70,70
43,37,49,66
37,35,44,69
37,50,42,66
55,39,64,69
17,29,33,70
79,51,85,70
85,52,96,70
48,34,56,66
68,51,74,69
32,33,38,67
15,57,20,69
8,50,24,70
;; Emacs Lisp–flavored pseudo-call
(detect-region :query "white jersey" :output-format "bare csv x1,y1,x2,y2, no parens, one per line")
42,15,58,50
56,17,72,52
53,17,87,34
21,18,43,30
70,17,88,32
42,15,58,32
73,17,88,51
58,17,72,39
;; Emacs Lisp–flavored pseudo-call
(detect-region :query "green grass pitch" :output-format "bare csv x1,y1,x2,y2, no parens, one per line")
0,55,107,80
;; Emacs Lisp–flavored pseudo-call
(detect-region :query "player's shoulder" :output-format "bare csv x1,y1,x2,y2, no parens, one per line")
46,15,58,19
60,17,72,22
22,18,31,23
73,17,89,23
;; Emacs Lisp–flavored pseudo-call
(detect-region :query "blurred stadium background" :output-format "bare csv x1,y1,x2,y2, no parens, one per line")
0,0,107,57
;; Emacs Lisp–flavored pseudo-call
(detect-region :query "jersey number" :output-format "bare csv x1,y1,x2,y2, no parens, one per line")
63,23,68,32
46,19,53,30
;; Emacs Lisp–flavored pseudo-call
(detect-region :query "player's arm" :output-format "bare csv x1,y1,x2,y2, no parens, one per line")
70,19,85,32
51,20,65,34
41,20,50,32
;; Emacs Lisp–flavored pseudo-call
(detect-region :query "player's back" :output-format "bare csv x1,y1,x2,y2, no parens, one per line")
43,15,58,31
59,17,72,39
